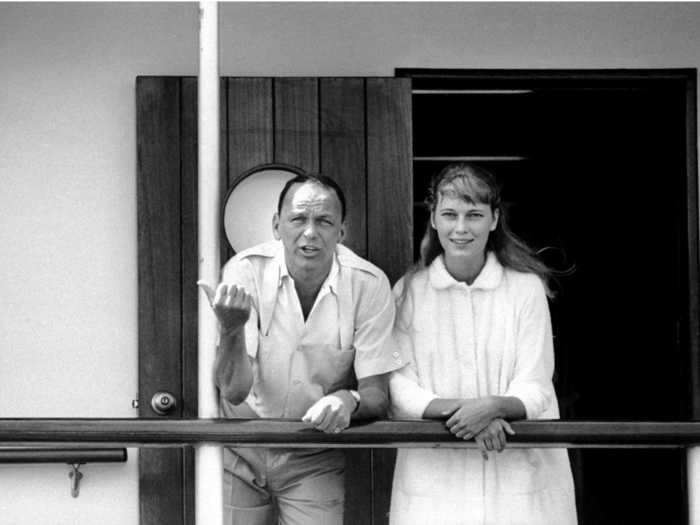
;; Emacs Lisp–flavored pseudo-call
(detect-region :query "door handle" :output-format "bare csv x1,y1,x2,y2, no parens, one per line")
151,391,178,415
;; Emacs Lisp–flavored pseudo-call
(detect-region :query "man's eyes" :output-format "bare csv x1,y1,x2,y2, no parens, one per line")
289,216,334,225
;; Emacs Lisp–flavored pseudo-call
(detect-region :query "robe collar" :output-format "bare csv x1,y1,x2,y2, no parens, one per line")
428,251,503,291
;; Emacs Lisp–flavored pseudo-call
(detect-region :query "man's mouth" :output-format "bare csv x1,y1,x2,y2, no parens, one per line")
300,246,321,255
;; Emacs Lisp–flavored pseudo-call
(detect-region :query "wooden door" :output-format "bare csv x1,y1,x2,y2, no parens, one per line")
137,76,412,524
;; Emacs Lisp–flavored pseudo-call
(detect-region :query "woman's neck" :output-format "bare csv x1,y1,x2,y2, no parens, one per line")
443,252,487,285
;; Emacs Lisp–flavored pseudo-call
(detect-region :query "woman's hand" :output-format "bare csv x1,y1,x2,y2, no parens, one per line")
474,418,515,460
445,397,501,440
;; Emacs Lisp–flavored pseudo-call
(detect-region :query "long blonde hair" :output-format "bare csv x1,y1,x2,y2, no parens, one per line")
419,163,555,296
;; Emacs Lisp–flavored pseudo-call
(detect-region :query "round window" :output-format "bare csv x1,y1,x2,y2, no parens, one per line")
223,165,302,252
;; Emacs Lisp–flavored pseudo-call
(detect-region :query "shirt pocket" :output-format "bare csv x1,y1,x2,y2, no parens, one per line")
297,344,356,395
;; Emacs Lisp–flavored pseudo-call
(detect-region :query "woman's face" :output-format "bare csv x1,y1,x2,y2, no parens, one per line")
431,189,499,267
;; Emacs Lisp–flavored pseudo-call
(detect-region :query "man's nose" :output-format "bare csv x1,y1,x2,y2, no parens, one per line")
303,222,318,237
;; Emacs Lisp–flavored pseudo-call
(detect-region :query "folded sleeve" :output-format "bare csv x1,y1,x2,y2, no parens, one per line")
352,272,407,379
388,277,437,419
504,276,556,419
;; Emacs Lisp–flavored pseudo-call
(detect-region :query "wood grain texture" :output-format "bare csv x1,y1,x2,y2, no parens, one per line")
227,77,273,187
274,77,319,172
2,419,699,446
365,78,413,525
137,76,183,416
180,76,199,525
371,448,396,525
344,449,373,525
136,76,185,525
181,77,199,421
139,448,184,525
366,78,413,284
320,78,367,257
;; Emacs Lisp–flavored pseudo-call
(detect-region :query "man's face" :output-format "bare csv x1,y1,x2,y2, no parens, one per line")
273,182,345,279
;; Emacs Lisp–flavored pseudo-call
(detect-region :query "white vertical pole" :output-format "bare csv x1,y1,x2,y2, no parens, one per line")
196,2,223,525
690,447,700,525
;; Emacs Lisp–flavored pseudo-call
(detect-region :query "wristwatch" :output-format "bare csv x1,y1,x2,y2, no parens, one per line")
349,389,360,413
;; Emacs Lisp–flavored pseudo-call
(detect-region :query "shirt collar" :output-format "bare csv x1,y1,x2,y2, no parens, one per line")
428,251,503,291
275,240,340,295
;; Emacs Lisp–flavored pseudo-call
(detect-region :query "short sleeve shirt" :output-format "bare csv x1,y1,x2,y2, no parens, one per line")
220,240,404,418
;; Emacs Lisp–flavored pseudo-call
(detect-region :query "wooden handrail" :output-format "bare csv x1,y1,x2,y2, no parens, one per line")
0,419,699,448
0,448,127,464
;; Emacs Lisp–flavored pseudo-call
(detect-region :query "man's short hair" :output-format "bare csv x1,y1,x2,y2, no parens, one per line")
277,174,347,221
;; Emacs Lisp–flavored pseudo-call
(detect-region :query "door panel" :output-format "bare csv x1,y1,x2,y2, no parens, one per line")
180,76,200,525
137,76,413,525
227,78,273,185
365,78,413,522
274,77,319,172
320,78,367,255
137,76,187,525
366,78,413,284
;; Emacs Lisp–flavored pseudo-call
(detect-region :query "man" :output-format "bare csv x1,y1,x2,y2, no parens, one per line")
199,174,404,525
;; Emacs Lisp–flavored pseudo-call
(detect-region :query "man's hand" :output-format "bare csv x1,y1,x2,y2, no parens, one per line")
198,280,251,335
301,391,356,434
474,418,515,460
445,397,501,440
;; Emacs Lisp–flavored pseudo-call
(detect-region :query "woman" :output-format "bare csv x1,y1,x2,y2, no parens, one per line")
389,163,577,525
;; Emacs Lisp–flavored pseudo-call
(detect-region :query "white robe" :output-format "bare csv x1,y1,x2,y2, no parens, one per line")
389,253,577,525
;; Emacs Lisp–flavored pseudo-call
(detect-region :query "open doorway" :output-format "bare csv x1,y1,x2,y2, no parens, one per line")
399,68,699,525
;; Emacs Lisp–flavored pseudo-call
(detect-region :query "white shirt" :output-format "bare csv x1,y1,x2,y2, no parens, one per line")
220,240,404,419
389,253,577,525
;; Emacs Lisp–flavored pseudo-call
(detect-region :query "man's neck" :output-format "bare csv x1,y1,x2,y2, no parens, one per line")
287,260,333,320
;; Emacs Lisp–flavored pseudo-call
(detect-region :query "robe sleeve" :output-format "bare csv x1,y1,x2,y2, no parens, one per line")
504,275,557,419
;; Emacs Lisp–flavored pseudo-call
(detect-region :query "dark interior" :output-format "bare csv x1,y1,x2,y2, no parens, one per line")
407,71,694,524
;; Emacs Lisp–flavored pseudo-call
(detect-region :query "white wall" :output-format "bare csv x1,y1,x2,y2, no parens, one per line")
1,2,699,523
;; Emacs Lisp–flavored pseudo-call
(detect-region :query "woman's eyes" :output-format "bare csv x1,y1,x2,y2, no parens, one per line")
441,212,483,219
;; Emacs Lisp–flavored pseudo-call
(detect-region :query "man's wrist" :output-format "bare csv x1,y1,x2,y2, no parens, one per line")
220,324,244,338
348,389,360,414
336,389,360,414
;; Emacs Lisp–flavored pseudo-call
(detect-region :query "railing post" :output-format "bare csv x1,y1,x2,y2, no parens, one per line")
690,447,700,525
196,2,223,525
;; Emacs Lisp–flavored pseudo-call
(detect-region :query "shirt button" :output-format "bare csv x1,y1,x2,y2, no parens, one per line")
392,351,400,358
292,379,302,385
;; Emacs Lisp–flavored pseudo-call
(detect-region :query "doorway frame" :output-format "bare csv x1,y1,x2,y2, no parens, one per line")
397,67,699,420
